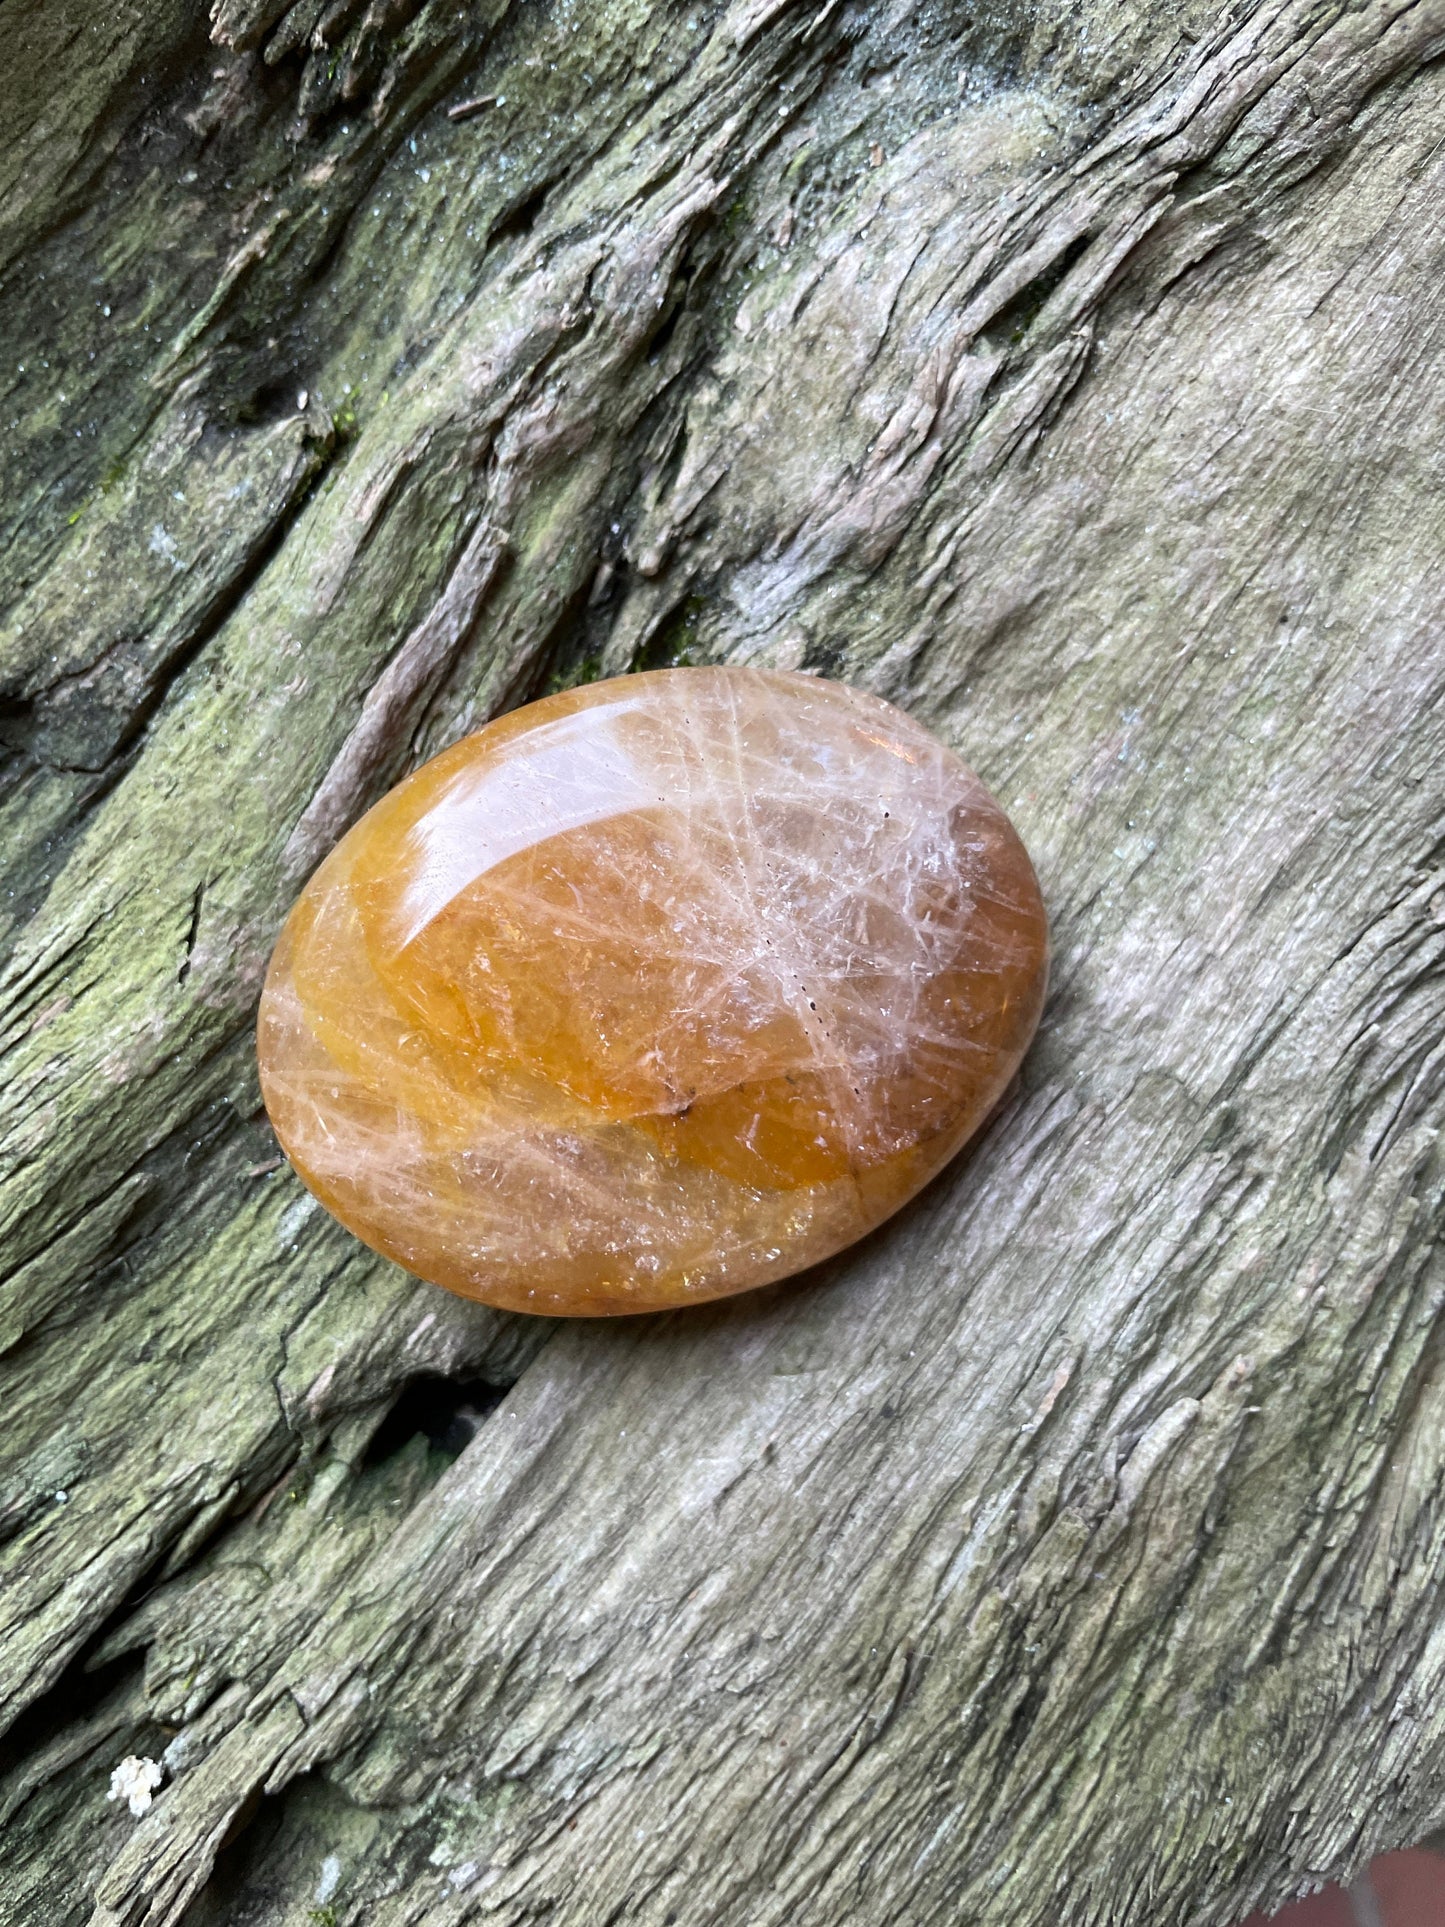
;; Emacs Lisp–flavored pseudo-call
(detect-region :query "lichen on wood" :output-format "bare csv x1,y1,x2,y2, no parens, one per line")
1,0,1444,1923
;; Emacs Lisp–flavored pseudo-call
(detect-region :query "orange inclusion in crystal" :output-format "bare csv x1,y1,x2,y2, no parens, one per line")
257,667,1047,1315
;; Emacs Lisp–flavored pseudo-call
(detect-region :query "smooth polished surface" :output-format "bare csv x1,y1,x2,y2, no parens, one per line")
258,668,1047,1314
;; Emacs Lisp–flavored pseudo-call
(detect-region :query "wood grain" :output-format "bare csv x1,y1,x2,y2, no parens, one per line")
1,1,1443,1921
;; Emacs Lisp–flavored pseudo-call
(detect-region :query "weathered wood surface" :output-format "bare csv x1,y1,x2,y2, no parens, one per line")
2,0,1444,1921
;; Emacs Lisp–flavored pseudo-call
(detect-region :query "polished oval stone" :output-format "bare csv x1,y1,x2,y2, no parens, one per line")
258,667,1047,1315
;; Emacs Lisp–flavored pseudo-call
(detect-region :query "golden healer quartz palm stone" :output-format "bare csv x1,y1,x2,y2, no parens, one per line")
257,667,1048,1315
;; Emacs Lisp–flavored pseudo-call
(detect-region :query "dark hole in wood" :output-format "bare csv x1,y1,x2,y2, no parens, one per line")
490,180,550,247
362,1374,508,1466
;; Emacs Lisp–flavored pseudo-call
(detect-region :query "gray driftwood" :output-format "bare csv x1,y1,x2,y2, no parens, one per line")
2,0,1444,1921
